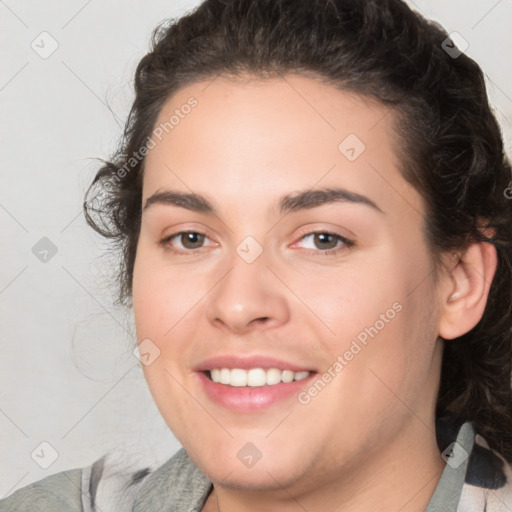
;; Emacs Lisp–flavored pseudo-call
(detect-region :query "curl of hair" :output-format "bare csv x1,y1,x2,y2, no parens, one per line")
84,0,512,460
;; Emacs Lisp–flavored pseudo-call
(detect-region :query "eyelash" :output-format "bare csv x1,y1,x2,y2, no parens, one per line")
159,230,355,256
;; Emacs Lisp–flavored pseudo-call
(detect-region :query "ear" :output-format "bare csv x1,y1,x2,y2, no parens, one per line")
437,229,498,340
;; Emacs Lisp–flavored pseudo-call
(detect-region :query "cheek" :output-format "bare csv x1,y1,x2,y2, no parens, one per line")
304,250,437,396
132,247,203,339
290,259,394,345
334,277,438,417
132,253,199,427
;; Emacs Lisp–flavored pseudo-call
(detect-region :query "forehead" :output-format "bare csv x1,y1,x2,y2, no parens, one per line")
143,73,424,221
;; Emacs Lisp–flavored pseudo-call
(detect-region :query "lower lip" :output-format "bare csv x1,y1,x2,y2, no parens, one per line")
196,372,316,412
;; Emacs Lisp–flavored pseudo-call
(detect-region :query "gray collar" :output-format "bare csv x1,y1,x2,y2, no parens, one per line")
133,448,212,511
425,421,475,511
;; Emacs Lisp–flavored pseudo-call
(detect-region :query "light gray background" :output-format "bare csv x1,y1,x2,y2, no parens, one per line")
1,0,511,498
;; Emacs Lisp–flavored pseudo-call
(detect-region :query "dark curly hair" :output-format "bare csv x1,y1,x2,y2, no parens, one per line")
84,0,512,461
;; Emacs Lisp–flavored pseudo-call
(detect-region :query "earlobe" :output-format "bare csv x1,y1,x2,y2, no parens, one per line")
438,238,498,340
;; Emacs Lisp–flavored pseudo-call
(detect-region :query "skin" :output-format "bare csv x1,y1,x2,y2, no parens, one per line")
132,74,497,511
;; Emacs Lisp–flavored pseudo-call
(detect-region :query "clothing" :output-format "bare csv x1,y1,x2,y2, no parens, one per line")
2,420,512,511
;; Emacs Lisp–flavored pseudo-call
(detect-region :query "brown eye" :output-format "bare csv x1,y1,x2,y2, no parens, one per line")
159,231,211,253
295,231,355,256
176,232,206,250
312,233,338,250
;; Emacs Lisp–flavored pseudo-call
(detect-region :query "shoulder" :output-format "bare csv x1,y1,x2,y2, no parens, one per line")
0,448,209,512
0,468,83,512
460,431,512,510
0,450,154,512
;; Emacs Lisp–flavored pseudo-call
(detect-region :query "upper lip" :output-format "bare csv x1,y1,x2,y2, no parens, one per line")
194,355,316,373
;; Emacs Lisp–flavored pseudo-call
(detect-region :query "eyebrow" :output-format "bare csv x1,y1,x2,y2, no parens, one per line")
143,187,384,216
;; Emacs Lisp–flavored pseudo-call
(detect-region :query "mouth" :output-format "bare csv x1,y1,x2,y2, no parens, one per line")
205,367,311,387
194,356,317,412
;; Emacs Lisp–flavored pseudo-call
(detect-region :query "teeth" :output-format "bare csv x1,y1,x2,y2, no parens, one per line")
266,368,282,385
230,369,247,387
219,368,230,385
247,368,266,387
208,368,311,387
281,370,294,383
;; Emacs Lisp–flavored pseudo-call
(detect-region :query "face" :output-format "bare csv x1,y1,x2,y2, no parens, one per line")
132,74,445,494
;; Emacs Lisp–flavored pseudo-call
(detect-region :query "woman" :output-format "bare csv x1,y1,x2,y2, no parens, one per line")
2,0,511,510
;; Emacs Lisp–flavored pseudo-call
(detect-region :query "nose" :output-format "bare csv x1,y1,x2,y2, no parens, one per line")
205,250,290,335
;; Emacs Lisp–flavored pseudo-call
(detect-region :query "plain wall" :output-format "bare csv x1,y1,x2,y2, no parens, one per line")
1,0,511,498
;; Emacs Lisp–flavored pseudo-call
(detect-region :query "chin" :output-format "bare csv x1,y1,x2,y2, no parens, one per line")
207,462,305,491
187,442,310,490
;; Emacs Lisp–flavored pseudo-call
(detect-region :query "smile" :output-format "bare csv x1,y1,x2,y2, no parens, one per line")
207,368,311,387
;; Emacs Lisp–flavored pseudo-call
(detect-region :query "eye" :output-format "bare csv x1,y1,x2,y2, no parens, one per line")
294,231,354,256
159,229,355,256
160,231,213,254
